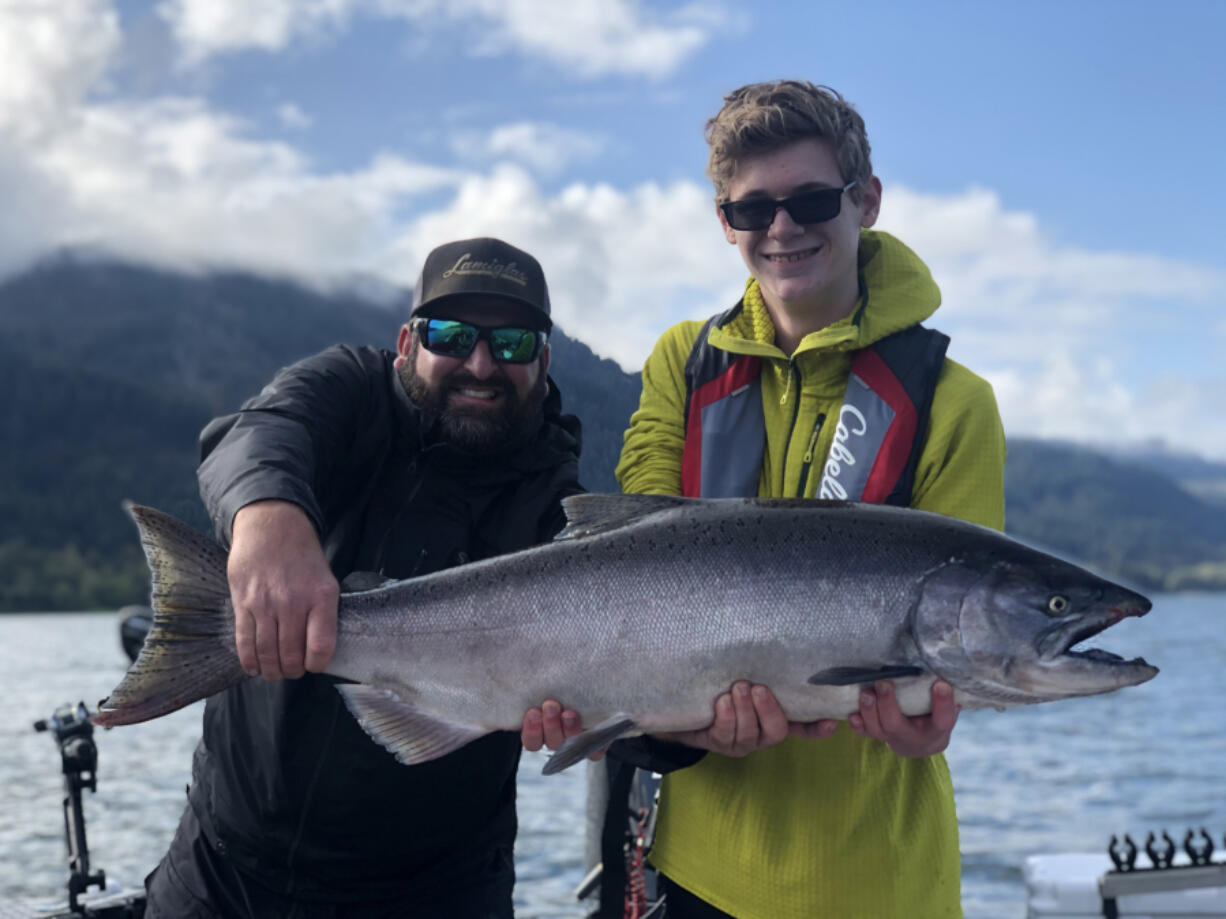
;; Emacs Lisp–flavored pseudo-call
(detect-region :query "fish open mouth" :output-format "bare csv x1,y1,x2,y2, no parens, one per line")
1055,612,1151,668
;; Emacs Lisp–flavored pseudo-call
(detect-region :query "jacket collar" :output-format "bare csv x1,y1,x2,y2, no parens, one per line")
708,229,940,360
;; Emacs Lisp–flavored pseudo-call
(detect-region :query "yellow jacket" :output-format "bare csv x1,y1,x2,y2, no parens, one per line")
616,230,1005,918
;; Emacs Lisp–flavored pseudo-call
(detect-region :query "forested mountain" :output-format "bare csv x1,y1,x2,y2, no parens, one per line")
1005,440,1226,592
0,256,639,610
2,256,1223,610
1105,444,1226,507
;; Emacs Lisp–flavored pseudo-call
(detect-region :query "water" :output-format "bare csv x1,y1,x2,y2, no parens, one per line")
947,592,1226,917
2,596,1223,918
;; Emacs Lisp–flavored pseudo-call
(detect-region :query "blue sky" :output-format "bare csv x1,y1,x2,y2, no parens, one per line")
3,0,1224,458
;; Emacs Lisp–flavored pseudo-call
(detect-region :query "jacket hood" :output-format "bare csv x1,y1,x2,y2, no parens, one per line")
709,230,941,358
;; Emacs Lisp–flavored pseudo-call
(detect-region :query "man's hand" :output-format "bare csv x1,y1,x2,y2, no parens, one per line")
227,500,339,681
848,679,959,757
663,682,838,756
520,700,605,761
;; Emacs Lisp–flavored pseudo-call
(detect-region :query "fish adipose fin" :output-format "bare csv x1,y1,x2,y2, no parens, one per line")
542,714,638,775
93,504,247,727
556,494,690,540
337,684,487,765
808,665,925,686
340,570,395,593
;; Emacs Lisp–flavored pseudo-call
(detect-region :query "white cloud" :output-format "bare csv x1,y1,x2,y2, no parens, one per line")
880,186,1223,322
0,0,120,137
876,185,1226,458
0,48,462,283
3,0,1224,461
276,102,314,129
370,164,740,367
156,0,355,63
986,359,1226,462
447,0,719,79
157,0,721,78
367,172,1226,461
876,184,1225,373
450,121,605,175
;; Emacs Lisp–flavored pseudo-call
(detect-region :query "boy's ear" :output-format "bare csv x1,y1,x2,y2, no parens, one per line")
859,176,883,228
717,203,737,244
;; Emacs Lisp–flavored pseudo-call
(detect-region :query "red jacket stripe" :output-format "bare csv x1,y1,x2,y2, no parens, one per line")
682,355,761,498
852,348,919,504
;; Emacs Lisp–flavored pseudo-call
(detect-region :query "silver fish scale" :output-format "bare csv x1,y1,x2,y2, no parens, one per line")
325,500,1010,732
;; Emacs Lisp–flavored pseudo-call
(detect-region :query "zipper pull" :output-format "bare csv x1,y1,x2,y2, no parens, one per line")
780,361,795,405
802,413,826,464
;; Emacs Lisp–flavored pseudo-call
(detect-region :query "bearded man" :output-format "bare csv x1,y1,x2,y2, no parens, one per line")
144,238,582,919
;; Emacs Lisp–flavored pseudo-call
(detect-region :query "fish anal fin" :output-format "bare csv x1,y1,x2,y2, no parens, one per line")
556,494,690,541
337,684,487,765
807,665,925,686
542,714,638,775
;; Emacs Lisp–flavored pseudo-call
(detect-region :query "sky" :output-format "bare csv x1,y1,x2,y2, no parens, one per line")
2,0,1224,458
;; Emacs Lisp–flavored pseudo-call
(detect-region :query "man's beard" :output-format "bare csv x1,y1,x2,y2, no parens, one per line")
398,342,548,454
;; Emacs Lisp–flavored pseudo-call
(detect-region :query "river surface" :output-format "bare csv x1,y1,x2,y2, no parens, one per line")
1,595,1223,918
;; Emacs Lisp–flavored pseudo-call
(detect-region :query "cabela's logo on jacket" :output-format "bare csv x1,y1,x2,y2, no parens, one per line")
819,404,868,500
443,254,530,287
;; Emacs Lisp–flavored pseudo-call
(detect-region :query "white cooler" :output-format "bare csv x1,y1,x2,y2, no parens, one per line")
1025,852,1226,918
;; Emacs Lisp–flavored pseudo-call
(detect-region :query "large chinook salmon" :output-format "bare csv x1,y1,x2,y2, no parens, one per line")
95,496,1157,773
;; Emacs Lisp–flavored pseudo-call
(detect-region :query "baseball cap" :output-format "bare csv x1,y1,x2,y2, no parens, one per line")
410,237,552,331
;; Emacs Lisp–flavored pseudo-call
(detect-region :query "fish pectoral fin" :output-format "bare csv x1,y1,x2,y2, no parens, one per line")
336,684,487,766
340,570,395,593
807,665,925,686
542,714,639,776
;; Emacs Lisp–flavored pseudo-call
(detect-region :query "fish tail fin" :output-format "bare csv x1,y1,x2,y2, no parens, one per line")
93,504,246,727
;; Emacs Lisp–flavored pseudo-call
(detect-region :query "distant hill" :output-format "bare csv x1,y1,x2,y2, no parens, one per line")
1104,443,1226,508
0,256,640,610
1,256,1223,610
1005,439,1226,592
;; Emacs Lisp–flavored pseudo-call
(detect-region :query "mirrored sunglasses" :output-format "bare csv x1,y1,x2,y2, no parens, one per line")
411,318,547,364
719,180,859,231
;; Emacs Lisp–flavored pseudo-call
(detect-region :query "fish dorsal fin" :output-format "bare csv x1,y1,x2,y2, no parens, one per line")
556,493,691,541
340,570,395,593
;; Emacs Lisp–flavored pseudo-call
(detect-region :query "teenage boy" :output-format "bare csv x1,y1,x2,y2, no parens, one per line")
612,80,1006,918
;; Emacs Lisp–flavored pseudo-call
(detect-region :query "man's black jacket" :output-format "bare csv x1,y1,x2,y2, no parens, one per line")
190,344,582,901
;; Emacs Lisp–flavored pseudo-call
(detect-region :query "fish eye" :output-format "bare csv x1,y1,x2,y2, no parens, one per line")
1047,594,1070,614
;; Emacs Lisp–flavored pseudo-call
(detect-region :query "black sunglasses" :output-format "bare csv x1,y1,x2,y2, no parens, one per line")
719,180,859,231
411,317,547,364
